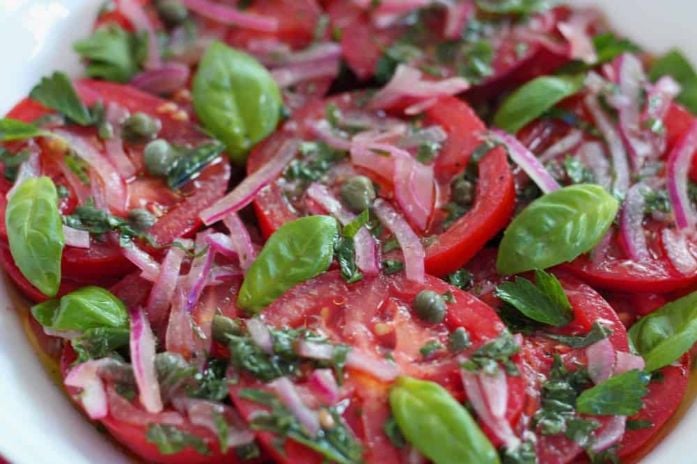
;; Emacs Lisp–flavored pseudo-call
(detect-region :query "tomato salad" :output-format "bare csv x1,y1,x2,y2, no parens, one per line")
3,1,697,464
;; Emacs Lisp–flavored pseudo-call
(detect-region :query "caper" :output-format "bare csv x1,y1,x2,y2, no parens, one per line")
212,315,242,342
451,176,474,206
448,327,471,353
122,112,161,142
413,290,447,324
128,208,156,233
340,175,376,213
155,0,188,26
144,139,177,177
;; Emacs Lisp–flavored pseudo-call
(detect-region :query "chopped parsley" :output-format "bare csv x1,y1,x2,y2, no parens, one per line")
545,322,613,349
447,268,474,290
495,270,573,327
576,369,650,416
63,200,153,245
29,72,94,126
284,141,345,185
0,148,30,182
73,24,146,83
461,330,520,375
146,424,210,455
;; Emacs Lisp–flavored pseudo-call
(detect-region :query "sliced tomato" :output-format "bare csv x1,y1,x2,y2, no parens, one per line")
619,355,691,459
664,102,697,182
248,93,515,275
1,79,230,298
228,271,525,463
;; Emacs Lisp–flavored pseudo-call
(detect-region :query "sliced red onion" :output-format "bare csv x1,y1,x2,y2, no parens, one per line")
586,338,616,384
103,103,137,180
271,46,340,88
146,244,187,329
184,233,214,309
175,398,255,447
223,213,257,271
394,155,435,231
491,129,560,194
122,243,161,282
435,0,474,39
308,369,340,405
667,120,697,229
246,318,273,354
620,183,651,262
130,307,163,413
205,232,238,259
63,225,91,249
208,264,243,285
614,351,646,374
165,290,196,356
64,358,115,419
306,183,380,276
200,139,299,225
460,368,520,450
130,62,191,95
662,228,697,275
350,144,397,181
539,129,584,162
370,65,469,111
591,415,626,453
591,231,613,267
558,11,597,64
54,129,128,213
585,93,630,197
6,147,39,199
268,377,320,436
644,76,681,129
373,199,425,283
577,141,612,190
183,0,278,32
119,0,162,69
297,340,399,382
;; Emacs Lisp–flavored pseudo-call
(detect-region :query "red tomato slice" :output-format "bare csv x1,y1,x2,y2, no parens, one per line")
1,80,230,297
248,94,515,275
228,271,525,463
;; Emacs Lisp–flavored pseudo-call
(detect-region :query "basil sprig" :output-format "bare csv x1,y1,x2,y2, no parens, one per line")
389,376,499,464
493,75,584,133
629,290,697,371
237,216,339,313
5,177,64,297
497,184,619,275
193,42,282,164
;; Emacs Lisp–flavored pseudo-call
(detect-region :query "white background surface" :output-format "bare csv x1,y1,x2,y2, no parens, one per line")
1,0,697,463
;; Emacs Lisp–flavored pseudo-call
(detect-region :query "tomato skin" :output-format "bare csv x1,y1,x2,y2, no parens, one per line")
664,102,697,182
619,355,691,460
425,147,515,276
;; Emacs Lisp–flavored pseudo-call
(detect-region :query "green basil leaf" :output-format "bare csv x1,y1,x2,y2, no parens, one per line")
476,0,551,15
390,376,499,464
497,184,619,275
576,370,650,416
628,290,697,371
0,118,45,141
238,215,339,313
29,72,93,126
31,286,129,332
73,24,146,83
72,327,130,362
593,33,640,65
493,75,584,133
495,270,572,327
193,41,282,164
5,177,64,296
649,49,697,114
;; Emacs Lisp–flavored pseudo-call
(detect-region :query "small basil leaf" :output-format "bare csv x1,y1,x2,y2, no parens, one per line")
6,177,64,296
29,72,93,126
238,215,339,313
593,33,640,65
167,141,224,189
493,75,584,133
193,41,282,164
0,118,45,141
495,270,572,327
575,370,650,416
389,376,499,464
31,286,129,332
649,49,697,114
497,184,619,275
628,290,697,371
73,24,146,83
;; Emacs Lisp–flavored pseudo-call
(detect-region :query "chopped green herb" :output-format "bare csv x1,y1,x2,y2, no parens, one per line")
576,370,650,416
447,268,474,290
63,201,152,244
495,270,573,327
643,188,671,214
545,322,612,349
0,119,46,142
564,156,596,185
284,141,345,185
383,416,406,448
382,259,404,275
74,24,146,83
29,72,93,126
420,340,444,358
0,148,30,182
375,42,423,83
461,330,520,375
146,424,210,455
593,33,641,65
166,141,225,189
72,327,130,362
626,419,653,431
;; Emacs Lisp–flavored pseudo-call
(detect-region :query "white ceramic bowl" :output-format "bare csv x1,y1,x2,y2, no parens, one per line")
1,1,696,463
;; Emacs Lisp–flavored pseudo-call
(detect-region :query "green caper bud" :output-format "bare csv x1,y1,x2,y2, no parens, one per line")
98,121,114,140
144,139,177,177
413,290,447,324
340,175,376,213
128,208,156,233
212,315,242,342
451,176,474,206
156,0,189,26
123,112,161,142
448,327,471,353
